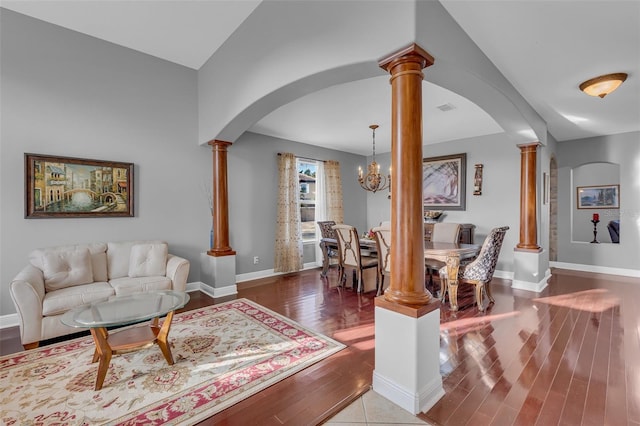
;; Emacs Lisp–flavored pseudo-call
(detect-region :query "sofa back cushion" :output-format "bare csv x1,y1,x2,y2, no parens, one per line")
29,243,108,289
107,240,166,279
41,248,93,291
128,243,168,277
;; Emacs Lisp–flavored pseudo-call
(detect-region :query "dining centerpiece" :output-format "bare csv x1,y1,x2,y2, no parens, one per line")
424,210,444,223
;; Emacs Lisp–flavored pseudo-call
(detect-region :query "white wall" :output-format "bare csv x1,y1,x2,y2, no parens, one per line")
0,10,210,315
556,131,640,270
366,133,521,273
228,132,367,274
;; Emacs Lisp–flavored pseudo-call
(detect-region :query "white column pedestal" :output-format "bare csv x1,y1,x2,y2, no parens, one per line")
199,253,237,297
372,302,444,415
512,249,551,293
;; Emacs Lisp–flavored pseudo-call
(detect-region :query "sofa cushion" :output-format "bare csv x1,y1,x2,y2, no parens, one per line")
29,243,108,283
42,281,114,316
109,276,172,296
41,248,94,291
107,240,165,279
128,243,168,277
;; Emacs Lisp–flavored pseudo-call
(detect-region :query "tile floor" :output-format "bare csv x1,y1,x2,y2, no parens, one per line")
325,389,433,425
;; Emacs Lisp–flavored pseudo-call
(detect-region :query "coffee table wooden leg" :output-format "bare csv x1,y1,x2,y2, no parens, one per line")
152,311,175,365
91,327,108,364
90,327,112,391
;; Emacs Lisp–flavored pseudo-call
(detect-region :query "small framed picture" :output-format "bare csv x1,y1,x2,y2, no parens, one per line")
576,184,619,209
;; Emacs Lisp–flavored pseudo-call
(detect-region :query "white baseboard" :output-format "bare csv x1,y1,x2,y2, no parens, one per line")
235,262,320,283
372,370,444,415
0,313,19,329
195,281,238,298
550,261,640,278
493,269,514,280
6,263,631,331
511,271,551,293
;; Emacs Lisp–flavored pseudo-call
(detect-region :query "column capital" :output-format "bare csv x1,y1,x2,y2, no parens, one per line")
208,139,233,150
517,141,541,151
378,43,435,72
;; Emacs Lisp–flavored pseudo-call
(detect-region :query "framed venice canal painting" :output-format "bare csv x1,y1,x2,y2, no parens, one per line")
423,153,466,211
25,153,134,218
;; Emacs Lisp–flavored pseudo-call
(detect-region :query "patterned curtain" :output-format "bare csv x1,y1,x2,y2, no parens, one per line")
314,161,327,266
324,160,344,224
274,153,303,273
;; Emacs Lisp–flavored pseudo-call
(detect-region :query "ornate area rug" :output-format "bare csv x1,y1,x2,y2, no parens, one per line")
0,298,345,425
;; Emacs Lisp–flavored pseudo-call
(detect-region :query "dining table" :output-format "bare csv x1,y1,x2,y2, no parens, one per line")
320,237,480,310
422,241,480,311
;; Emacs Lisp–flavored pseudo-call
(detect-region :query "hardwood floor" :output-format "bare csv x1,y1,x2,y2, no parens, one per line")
1,267,638,425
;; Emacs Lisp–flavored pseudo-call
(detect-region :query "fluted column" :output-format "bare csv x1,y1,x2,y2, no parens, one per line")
379,44,434,306
207,140,236,257
516,143,542,252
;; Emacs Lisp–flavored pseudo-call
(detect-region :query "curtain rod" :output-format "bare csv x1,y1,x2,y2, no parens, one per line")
277,152,326,163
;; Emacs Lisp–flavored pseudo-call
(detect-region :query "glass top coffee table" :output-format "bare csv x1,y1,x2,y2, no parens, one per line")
61,290,190,390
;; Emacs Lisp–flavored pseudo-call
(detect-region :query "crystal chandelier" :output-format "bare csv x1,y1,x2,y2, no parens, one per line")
358,124,390,193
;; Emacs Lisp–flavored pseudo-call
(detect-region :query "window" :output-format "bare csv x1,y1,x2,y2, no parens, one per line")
297,158,317,242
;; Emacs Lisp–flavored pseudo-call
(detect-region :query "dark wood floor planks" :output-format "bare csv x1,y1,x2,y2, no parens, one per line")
1,266,639,425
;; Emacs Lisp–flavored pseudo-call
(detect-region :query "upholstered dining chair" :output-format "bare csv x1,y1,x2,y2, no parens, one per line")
372,225,391,296
425,223,462,291
317,220,339,276
438,226,509,311
332,224,378,293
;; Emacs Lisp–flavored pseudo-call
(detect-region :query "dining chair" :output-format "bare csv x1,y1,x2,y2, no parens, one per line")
332,224,378,293
317,220,340,276
607,220,620,243
372,225,391,296
438,226,509,311
425,223,462,291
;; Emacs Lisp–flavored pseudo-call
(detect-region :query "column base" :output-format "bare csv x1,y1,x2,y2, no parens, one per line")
207,248,236,257
372,300,443,415
512,249,551,293
200,253,237,297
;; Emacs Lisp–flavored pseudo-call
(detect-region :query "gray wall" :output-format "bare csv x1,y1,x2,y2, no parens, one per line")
556,131,640,269
366,133,521,273
228,132,367,274
0,10,210,316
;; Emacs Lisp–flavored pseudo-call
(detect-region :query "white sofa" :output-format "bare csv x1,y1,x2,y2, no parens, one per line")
9,240,190,349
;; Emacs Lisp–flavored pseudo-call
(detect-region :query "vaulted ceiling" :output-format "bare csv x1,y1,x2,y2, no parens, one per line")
2,0,637,155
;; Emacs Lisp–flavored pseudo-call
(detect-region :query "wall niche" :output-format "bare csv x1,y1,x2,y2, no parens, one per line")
571,162,620,244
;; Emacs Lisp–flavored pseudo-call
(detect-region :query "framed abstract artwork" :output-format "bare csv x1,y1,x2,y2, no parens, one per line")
423,153,466,210
25,153,134,218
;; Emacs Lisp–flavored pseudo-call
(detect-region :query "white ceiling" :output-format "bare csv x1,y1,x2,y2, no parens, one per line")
2,0,638,155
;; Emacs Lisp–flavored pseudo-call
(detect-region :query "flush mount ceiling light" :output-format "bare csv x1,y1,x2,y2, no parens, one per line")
579,73,628,98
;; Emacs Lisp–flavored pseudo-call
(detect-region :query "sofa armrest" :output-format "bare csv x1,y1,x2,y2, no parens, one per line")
166,254,190,291
10,265,45,345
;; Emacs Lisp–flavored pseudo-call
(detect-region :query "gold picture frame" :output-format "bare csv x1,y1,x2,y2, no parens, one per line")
576,184,619,209
25,153,134,218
